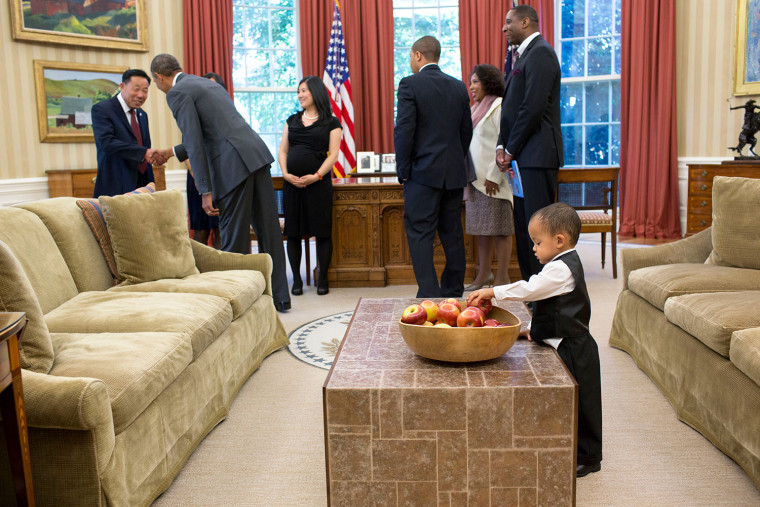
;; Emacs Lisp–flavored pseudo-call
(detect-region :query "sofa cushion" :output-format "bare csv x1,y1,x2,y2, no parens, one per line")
730,328,760,387
99,190,199,284
0,241,54,373
0,207,79,313
76,183,157,283
707,176,760,269
628,263,760,310
19,198,114,293
45,292,232,360
108,270,265,320
664,291,760,358
50,332,192,433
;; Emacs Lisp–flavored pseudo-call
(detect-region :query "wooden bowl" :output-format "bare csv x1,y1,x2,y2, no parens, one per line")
398,305,522,362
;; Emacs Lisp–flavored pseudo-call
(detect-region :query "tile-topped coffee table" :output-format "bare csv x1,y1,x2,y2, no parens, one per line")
323,298,578,506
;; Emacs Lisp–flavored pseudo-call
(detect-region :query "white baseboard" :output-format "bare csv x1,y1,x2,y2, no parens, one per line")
0,169,188,206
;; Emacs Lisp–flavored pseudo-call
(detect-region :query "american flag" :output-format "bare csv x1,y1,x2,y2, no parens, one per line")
323,0,355,177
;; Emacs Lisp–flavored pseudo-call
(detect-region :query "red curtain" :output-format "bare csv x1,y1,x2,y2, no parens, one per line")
618,0,681,238
182,0,234,95
299,0,395,154
521,0,555,47
458,0,510,84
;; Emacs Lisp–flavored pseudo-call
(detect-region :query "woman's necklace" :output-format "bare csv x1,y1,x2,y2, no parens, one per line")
303,111,319,120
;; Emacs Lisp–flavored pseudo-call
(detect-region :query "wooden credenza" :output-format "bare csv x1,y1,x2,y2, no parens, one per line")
45,166,167,198
327,176,521,287
686,161,760,235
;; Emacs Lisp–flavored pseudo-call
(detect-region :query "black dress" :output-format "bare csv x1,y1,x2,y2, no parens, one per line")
282,113,341,239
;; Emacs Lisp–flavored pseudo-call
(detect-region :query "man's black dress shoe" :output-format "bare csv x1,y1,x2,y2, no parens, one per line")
274,301,291,312
291,282,303,296
576,463,601,477
317,286,329,296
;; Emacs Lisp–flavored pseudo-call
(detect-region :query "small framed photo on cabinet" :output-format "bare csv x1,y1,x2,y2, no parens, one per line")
381,153,396,173
357,151,377,173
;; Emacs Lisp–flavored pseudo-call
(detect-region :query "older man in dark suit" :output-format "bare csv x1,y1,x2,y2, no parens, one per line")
150,54,291,313
92,69,164,197
394,36,473,298
497,5,563,280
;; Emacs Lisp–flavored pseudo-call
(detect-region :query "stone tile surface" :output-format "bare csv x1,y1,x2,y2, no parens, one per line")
325,298,577,506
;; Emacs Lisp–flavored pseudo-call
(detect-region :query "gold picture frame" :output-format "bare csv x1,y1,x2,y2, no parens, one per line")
34,60,128,143
10,0,148,52
733,0,760,95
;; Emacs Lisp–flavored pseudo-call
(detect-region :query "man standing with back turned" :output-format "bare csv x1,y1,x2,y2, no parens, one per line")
394,36,473,298
497,5,563,280
150,54,291,313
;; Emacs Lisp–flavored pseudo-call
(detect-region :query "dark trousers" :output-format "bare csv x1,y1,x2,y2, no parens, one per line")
557,334,603,466
403,180,465,298
216,167,290,304
513,166,558,279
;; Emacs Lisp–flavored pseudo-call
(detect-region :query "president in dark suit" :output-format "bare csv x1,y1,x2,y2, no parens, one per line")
92,69,161,197
394,36,473,298
150,54,291,312
497,5,563,280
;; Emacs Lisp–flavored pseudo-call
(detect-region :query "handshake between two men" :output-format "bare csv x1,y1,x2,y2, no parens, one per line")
143,148,175,167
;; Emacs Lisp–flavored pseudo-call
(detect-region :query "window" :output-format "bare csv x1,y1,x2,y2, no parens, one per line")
393,0,461,102
232,0,300,175
556,0,621,169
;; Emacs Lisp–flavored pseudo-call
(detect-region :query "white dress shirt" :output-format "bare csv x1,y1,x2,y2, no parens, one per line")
117,92,137,125
493,248,576,348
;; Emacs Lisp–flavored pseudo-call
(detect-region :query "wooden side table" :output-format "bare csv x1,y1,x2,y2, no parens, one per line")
0,312,34,506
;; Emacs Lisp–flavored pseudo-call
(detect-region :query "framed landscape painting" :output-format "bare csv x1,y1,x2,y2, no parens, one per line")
734,0,760,95
10,0,148,51
34,60,127,143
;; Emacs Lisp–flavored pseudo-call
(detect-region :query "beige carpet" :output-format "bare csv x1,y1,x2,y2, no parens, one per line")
153,240,760,506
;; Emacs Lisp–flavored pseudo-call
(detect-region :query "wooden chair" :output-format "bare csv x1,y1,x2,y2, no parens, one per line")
250,176,313,285
557,167,620,278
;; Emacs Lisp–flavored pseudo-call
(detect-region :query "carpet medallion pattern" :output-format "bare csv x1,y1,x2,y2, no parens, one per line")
287,311,353,369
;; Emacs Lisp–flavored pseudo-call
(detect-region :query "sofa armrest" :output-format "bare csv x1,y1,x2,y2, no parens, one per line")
190,241,274,296
621,228,713,289
21,369,115,471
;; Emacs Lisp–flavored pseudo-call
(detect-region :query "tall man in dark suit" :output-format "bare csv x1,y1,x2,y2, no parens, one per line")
92,69,165,197
150,54,291,313
497,5,563,280
394,36,473,298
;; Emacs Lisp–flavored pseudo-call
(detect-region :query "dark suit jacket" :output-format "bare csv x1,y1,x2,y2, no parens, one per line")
394,64,473,188
92,95,154,197
499,34,563,168
168,73,274,200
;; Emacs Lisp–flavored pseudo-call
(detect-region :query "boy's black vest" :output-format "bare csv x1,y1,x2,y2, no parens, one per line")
530,250,591,342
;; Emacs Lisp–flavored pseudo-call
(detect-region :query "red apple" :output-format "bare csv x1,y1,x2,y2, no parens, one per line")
440,298,463,312
437,302,461,327
457,307,484,327
466,306,486,322
401,304,427,325
420,300,438,322
472,298,493,316
484,319,500,327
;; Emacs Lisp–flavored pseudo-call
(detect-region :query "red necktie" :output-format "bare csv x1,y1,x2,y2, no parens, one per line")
130,109,148,174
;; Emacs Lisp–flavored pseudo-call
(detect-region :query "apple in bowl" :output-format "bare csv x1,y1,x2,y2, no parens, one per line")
420,300,438,322
400,304,427,325
437,302,461,327
457,307,484,327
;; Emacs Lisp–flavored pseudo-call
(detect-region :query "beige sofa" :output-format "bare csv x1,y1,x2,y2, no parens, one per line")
0,190,288,506
610,176,760,490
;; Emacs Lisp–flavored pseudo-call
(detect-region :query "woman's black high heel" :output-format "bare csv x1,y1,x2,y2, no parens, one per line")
291,279,303,296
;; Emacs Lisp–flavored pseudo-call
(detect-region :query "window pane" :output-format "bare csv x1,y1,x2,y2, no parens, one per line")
245,8,269,48
271,8,295,48
394,11,414,47
588,0,612,36
414,8,439,35
233,92,251,124
439,47,462,78
588,37,612,76
233,49,247,86
268,0,293,6
610,124,620,165
275,92,299,126
395,0,413,7
614,0,621,33
245,51,270,87
232,7,245,46
439,7,459,45
250,93,276,133
237,0,266,6
613,35,621,75
561,83,583,124
272,50,297,87
561,40,585,78
610,80,620,122
586,82,609,123
414,0,439,6
585,125,609,165
562,125,583,166
561,0,585,39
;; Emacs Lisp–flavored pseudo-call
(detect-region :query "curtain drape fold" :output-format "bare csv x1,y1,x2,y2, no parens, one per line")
618,0,681,238
182,0,234,95
458,0,510,85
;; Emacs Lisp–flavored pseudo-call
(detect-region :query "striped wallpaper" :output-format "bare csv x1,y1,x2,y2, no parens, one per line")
0,0,757,182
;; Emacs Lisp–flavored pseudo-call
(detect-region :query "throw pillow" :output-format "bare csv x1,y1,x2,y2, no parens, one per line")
77,183,156,282
99,189,199,284
707,176,760,269
0,240,54,373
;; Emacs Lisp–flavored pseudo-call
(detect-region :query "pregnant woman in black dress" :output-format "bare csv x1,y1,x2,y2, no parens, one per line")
278,76,342,295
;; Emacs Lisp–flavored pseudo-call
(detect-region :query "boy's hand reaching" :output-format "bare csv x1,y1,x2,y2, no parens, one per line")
467,288,495,307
